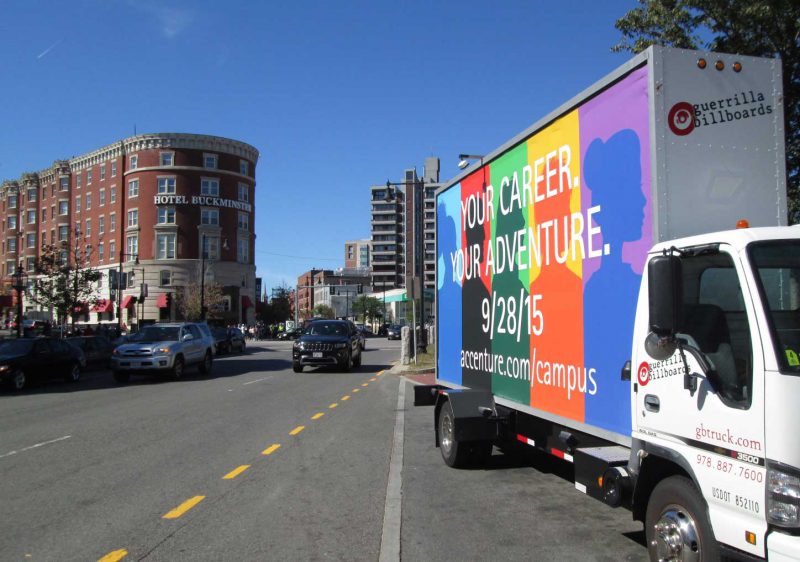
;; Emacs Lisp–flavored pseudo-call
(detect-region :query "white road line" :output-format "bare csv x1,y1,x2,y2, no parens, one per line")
0,435,72,460
243,377,270,386
379,378,405,562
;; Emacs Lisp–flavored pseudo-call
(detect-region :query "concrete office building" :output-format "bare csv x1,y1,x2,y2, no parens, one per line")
370,157,440,292
0,132,259,327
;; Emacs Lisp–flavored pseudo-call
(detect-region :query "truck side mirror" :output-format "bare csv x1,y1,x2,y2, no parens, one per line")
648,255,683,336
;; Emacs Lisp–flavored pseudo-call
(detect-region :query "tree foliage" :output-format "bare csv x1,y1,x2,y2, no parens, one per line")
614,0,800,221
351,296,383,324
29,234,102,325
312,303,335,319
175,281,225,322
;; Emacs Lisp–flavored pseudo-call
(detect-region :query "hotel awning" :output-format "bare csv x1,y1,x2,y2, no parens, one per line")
92,299,114,313
121,295,137,309
156,293,170,308
241,295,253,309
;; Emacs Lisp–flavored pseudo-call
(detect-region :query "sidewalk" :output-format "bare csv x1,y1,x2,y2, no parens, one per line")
387,362,435,386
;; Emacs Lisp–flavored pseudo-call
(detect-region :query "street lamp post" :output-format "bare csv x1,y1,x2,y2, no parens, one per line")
117,251,139,332
11,263,26,339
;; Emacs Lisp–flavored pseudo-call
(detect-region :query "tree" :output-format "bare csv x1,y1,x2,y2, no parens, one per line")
175,281,225,322
613,0,800,221
312,303,335,319
351,296,383,324
29,232,103,328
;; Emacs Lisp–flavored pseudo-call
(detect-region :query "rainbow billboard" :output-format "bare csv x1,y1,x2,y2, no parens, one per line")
436,67,651,439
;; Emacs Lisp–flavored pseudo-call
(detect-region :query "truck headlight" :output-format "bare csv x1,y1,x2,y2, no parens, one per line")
154,346,171,355
767,461,800,527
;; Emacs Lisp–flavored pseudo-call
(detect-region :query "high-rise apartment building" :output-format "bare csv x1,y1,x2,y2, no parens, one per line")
370,157,440,292
344,239,371,269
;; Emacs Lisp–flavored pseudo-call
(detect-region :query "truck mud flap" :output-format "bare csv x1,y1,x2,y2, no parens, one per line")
413,384,445,407
436,389,498,444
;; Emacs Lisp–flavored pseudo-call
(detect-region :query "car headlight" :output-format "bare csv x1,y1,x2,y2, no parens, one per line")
0,365,9,373
154,346,171,354
293,341,304,351
767,461,800,527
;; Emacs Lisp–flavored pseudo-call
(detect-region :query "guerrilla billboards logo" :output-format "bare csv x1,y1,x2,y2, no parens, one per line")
637,361,650,386
668,90,773,136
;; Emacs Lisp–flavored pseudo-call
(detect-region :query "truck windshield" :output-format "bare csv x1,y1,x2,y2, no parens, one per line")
749,240,800,373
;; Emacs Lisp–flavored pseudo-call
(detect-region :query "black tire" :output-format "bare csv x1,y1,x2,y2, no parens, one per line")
240,341,246,352
340,350,353,372
646,476,719,562
198,352,212,375
172,356,185,380
112,370,130,383
353,349,362,368
293,362,303,373
64,363,81,383
8,369,26,391
438,400,472,468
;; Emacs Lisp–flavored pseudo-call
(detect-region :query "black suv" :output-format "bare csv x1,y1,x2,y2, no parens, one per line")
0,338,84,391
292,320,362,372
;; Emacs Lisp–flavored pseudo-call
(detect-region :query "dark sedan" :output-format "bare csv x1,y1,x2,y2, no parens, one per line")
387,325,402,340
66,335,115,369
292,320,362,373
213,327,246,354
0,338,84,391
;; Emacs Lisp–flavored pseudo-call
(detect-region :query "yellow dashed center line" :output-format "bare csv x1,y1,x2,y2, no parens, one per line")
361,383,369,387
222,465,251,480
262,444,281,456
341,395,350,401
377,370,384,376
290,425,305,436
311,412,325,420
353,389,360,393
370,377,377,382
163,495,205,519
98,549,128,562
329,403,338,409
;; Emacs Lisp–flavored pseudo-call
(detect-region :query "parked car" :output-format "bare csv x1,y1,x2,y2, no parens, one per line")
386,325,402,340
213,327,246,354
278,327,304,341
66,335,115,369
110,322,215,383
0,338,84,391
292,320,362,373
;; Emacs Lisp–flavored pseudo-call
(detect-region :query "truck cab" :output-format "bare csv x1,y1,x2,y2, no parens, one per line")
635,227,800,559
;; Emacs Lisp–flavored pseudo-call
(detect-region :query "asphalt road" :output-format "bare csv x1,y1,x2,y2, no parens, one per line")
0,339,648,561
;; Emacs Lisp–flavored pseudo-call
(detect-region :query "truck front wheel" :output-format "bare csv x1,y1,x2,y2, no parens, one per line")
645,476,719,562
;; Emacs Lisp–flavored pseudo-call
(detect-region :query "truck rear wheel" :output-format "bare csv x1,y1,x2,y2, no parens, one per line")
438,400,491,468
645,476,719,562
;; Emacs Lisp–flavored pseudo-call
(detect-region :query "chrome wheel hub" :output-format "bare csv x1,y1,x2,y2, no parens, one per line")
652,507,701,562
440,412,454,456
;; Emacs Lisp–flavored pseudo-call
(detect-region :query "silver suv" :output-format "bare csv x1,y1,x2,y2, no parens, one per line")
111,322,215,383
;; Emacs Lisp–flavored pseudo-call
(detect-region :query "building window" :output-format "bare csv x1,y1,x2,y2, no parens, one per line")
157,233,176,259
99,216,105,235
6,261,15,275
8,216,16,229
76,174,82,188
110,240,116,260
85,219,91,237
75,195,81,213
26,257,34,273
27,188,36,202
87,170,93,185
100,164,106,180
51,205,55,220
128,179,139,198
201,178,219,196
202,236,220,260
160,152,174,166
240,160,248,175
126,235,138,260
111,161,117,177
200,208,219,225
41,231,46,246
157,207,176,224
41,209,46,223
85,244,91,260
157,177,176,194
60,177,69,191
86,193,92,210
238,182,249,202
238,212,249,231
26,233,35,249
8,195,17,209
203,153,218,169
26,210,35,225
98,243,105,261
99,188,105,206
110,186,116,203
130,155,138,170
110,213,116,232
237,239,248,263
160,270,171,286
8,238,16,253
59,250,67,265
127,209,138,228
58,225,68,241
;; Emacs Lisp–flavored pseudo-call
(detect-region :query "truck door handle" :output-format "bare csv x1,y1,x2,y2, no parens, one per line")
644,395,660,412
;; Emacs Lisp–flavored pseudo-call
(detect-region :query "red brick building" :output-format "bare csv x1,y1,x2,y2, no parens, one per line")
0,133,259,327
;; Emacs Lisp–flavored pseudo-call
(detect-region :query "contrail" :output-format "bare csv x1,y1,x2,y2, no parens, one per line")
37,39,63,60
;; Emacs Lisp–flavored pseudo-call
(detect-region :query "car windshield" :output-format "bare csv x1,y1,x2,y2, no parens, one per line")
0,340,34,355
132,326,181,343
307,322,348,336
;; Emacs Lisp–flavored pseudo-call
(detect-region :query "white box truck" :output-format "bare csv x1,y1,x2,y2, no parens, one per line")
416,46,799,561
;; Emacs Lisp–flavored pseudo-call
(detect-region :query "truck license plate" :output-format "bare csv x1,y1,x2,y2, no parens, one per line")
313,352,323,358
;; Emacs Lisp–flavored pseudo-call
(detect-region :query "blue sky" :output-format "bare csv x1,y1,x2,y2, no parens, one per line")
0,0,638,294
